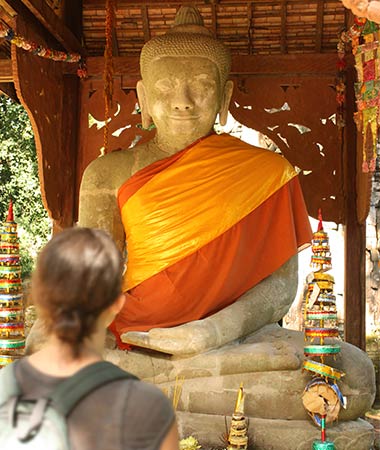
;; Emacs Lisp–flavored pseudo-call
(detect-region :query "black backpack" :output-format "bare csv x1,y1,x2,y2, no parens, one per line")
0,360,137,449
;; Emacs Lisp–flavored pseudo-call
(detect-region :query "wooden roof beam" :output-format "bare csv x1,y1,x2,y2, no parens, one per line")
0,58,12,82
112,27,120,56
211,2,217,38
315,0,324,53
0,0,17,17
0,81,18,102
141,4,150,43
70,53,338,80
247,1,252,54
3,0,85,55
280,0,287,54
83,0,311,6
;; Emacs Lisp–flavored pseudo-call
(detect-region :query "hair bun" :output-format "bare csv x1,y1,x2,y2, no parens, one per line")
53,308,82,345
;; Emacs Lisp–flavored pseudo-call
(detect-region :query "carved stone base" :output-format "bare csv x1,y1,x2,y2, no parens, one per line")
176,412,374,450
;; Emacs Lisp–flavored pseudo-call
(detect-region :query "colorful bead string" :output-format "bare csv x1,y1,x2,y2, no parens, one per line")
0,22,87,79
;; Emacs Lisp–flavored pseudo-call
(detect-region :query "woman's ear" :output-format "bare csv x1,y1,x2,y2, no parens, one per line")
110,293,126,316
136,80,153,129
219,80,234,126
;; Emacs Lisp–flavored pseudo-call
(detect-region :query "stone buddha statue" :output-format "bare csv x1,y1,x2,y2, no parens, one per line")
79,5,312,356
31,6,375,449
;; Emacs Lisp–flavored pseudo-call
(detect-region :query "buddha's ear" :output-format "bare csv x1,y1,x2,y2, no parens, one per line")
219,80,234,126
136,80,153,129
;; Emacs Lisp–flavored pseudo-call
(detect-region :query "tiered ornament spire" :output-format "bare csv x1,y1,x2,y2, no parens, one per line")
302,210,346,450
227,383,248,450
0,201,25,367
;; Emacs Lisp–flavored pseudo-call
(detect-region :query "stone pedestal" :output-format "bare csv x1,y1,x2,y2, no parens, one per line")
177,412,374,450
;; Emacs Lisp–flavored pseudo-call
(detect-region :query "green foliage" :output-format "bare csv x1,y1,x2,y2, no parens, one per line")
0,94,51,278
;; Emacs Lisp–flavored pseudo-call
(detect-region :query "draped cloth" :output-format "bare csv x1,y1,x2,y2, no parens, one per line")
110,133,311,347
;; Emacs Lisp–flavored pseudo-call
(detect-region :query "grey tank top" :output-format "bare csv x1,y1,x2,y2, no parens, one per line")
15,358,175,450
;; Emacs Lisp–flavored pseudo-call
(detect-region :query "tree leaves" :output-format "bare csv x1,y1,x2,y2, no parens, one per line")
0,94,51,278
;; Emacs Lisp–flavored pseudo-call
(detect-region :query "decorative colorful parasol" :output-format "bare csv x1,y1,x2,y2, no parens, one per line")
302,210,346,449
0,201,25,368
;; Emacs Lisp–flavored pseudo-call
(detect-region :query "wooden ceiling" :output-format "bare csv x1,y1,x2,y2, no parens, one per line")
83,0,347,56
0,1,349,63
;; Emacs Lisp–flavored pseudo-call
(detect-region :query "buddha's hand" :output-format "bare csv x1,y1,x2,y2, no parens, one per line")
121,255,297,356
121,320,220,356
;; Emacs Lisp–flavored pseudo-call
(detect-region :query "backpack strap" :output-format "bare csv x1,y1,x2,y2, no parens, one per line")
0,360,21,407
50,360,138,417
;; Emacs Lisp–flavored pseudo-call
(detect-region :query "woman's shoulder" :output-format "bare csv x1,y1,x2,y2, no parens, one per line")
125,378,174,415
123,379,175,444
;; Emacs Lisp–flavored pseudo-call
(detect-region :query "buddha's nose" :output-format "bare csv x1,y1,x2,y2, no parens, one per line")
172,86,194,111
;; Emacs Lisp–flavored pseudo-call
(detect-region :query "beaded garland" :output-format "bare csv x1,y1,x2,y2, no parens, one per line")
0,22,87,79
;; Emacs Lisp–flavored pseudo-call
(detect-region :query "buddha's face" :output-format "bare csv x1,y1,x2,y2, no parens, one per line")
142,56,222,141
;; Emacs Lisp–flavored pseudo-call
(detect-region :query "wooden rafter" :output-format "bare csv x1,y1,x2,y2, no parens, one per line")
247,1,252,55
0,81,18,101
315,0,324,52
83,0,316,6
3,0,85,55
59,53,338,80
0,58,12,82
210,2,217,38
280,0,287,54
112,27,119,56
141,4,150,43
0,0,16,17
62,0,83,41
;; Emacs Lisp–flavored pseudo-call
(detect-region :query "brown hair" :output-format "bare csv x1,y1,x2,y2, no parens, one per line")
31,227,123,356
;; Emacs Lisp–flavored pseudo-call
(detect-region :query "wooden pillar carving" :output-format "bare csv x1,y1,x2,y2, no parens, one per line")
11,14,79,232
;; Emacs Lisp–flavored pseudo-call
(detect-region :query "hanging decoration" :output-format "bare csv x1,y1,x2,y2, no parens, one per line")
103,0,116,154
353,20,380,172
302,210,346,449
336,17,366,128
337,17,380,172
0,201,25,369
0,22,87,79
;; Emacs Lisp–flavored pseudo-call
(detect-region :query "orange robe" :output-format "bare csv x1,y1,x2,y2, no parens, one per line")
111,133,311,347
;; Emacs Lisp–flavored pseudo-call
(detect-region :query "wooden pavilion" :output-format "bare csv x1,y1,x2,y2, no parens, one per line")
0,0,368,349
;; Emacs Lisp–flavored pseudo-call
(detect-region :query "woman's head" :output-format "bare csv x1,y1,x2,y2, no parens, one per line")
31,227,124,355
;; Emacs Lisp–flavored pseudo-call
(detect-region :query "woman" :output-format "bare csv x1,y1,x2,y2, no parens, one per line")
16,227,178,450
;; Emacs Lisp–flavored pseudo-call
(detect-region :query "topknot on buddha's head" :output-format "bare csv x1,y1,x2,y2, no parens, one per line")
140,6,231,86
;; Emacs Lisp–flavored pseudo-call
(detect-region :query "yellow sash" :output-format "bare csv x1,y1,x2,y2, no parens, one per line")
120,133,297,289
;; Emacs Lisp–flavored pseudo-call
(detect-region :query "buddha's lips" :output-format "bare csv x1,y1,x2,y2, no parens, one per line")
168,115,199,120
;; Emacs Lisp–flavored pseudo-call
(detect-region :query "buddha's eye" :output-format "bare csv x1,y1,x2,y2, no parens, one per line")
155,78,174,93
193,75,217,92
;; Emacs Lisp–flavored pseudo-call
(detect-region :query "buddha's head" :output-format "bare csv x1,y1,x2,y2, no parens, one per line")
137,6,234,145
